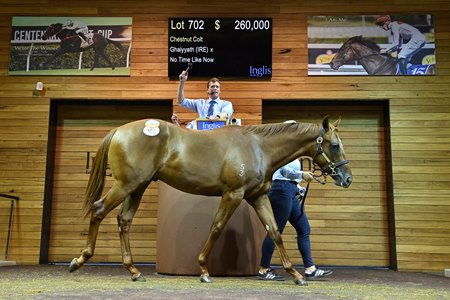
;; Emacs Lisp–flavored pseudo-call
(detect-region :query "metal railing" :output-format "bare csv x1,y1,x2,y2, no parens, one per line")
0,193,19,260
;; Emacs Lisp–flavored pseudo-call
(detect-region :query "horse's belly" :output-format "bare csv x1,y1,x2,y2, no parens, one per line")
156,170,222,196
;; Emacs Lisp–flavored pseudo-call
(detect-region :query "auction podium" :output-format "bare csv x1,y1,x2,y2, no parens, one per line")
156,182,266,276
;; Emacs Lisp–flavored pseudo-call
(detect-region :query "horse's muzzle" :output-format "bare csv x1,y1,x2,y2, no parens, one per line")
332,172,352,188
330,62,340,70
342,174,352,188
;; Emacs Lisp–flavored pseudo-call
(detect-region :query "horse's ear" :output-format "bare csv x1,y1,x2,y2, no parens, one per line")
322,115,330,132
332,117,342,128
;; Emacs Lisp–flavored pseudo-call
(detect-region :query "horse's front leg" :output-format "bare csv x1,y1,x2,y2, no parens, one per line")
99,50,116,70
117,187,146,282
91,51,100,71
198,190,243,283
250,194,307,285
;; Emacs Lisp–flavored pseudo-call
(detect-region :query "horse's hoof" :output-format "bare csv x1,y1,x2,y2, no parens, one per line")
200,275,213,283
294,278,308,286
69,258,80,272
132,273,146,282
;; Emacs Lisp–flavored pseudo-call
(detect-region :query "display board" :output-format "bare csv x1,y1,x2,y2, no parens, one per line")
168,18,272,80
307,14,435,76
9,16,132,76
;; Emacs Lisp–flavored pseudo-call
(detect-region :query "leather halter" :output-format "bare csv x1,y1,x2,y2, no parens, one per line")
312,126,349,177
298,127,349,217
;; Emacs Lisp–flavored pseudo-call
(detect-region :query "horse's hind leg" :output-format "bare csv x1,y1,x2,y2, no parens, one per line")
70,184,130,272
249,194,306,285
100,50,115,70
117,184,148,282
90,51,100,71
198,191,243,283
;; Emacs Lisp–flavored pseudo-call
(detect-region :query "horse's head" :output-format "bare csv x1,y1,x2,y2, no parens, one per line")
330,36,381,70
330,36,360,70
42,23,63,40
311,116,352,188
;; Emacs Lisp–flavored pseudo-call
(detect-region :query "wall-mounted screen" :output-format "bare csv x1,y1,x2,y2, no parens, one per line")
168,18,272,80
9,16,132,76
307,14,435,76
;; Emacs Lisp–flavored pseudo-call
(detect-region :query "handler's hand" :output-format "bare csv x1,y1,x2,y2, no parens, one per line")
302,171,314,183
179,71,188,81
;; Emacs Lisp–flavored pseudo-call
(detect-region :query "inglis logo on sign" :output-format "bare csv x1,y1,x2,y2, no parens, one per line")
249,65,272,77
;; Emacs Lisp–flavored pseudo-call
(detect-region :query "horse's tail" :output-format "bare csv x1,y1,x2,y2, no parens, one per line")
83,128,117,218
107,38,124,51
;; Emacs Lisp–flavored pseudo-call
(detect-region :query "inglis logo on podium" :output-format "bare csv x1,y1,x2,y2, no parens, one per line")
249,65,272,77
197,119,226,130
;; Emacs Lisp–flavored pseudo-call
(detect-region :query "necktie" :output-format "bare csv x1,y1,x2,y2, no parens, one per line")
207,100,216,117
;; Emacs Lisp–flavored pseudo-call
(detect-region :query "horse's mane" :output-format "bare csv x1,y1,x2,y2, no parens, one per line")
350,36,381,52
240,122,317,137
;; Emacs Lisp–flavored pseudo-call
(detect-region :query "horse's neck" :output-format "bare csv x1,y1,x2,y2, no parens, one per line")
57,29,75,39
356,50,396,75
261,124,319,173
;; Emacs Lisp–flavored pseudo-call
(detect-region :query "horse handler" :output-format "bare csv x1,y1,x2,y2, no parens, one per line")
258,130,333,281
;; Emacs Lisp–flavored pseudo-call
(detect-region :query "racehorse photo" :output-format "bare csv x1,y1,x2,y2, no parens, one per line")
40,23,124,70
69,117,352,285
330,35,435,75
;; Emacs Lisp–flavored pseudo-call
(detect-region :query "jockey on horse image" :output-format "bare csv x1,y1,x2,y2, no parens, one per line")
41,22,124,70
62,19,93,47
375,15,426,75
330,35,435,75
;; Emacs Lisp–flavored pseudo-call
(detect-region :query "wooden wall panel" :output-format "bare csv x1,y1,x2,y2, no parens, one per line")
0,0,449,272
0,98,49,263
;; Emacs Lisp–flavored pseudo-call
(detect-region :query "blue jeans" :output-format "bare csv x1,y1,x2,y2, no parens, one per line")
260,180,314,268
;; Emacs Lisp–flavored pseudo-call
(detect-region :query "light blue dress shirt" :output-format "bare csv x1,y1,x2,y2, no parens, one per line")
272,159,303,183
180,97,234,124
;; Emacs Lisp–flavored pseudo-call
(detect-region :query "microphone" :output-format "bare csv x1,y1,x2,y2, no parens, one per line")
185,62,192,73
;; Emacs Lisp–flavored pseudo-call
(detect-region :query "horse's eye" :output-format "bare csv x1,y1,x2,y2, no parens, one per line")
331,144,339,151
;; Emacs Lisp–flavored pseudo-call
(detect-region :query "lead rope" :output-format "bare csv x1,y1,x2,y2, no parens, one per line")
298,174,327,218
298,181,310,218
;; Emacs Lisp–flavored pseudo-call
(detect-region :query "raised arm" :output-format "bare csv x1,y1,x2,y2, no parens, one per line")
177,71,188,104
